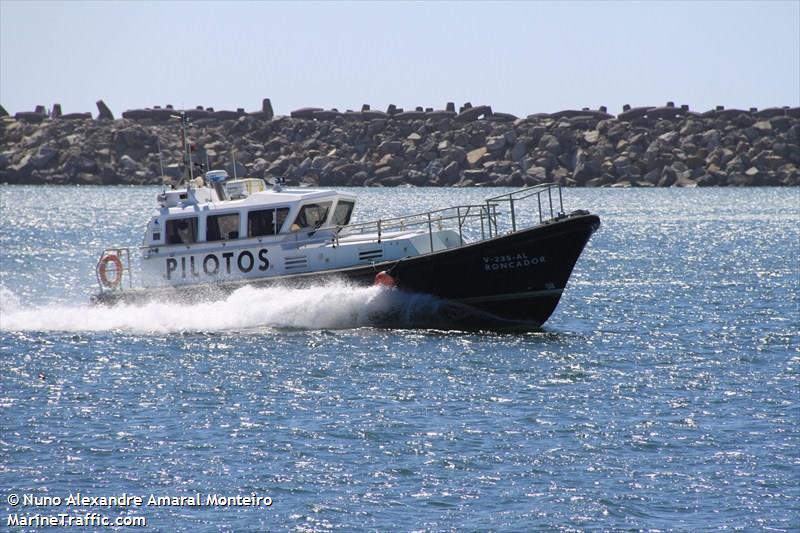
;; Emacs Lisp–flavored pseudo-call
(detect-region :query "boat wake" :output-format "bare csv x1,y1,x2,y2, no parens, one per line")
0,283,520,334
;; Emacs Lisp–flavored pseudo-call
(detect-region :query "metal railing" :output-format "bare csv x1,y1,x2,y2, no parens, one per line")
338,203,500,246
337,183,565,246
485,183,565,233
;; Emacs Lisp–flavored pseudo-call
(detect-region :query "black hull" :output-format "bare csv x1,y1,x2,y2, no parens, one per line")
93,213,600,329
386,213,600,327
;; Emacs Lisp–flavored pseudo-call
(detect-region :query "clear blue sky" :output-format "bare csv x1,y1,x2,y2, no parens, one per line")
1,0,798,117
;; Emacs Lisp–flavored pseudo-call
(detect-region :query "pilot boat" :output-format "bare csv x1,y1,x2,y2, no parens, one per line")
92,169,599,329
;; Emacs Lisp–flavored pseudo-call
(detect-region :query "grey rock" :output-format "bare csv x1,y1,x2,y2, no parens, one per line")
361,109,389,120
657,166,677,186
658,131,679,144
454,105,492,123
378,140,404,156
367,119,387,136
121,108,172,121
76,172,103,185
647,106,687,120
485,135,506,151
753,107,785,119
212,110,242,120
538,134,561,153
393,111,427,120
374,166,394,179
262,98,274,119
462,169,490,183
642,167,661,185
525,166,547,182
770,116,791,131
312,110,342,121
119,154,140,171
14,112,45,123
32,145,58,169
583,130,600,144
679,120,704,135
728,173,754,186
311,155,330,170
225,160,247,179
550,109,612,120
510,140,527,162
752,120,772,132
487,112,517,122
266,156,292,175
703,129,721,151
186,108,210,120
290,107,323,119
617,106,654,121
442,161,460,182
440,146,466,166
423,159,443,178
61,112,92,120
96,100,114,120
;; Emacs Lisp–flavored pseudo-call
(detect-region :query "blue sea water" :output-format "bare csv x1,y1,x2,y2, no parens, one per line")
0,185,798,532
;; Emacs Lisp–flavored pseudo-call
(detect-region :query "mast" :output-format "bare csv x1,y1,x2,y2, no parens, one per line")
231,147,238,180
173,111,193,186
157,138,166,192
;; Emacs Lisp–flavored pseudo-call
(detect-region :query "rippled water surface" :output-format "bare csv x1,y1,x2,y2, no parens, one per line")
1,185,798,531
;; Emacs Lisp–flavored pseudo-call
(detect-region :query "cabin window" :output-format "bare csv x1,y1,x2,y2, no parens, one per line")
333,201,355,226
248,207,290,237
292,202,332,230
276,207,290,233
248,209,275,237
166,217,198,245
207,213,240,242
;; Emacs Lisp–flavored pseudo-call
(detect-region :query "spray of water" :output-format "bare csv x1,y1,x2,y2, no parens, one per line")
0,282,498,334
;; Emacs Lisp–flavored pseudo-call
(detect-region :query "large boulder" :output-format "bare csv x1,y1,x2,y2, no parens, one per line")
32,145,58,169
454,105,492,123
122,108,173,121
466,147,487,166
290,107,323,119
252,98,274,120
14,111,45,123
96,100,114,120
485,135,506,151
617,106,654,121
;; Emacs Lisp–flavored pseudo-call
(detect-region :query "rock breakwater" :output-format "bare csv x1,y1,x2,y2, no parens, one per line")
1,99,798,187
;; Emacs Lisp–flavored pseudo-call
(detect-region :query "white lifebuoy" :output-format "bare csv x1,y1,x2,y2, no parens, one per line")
98,254,124,288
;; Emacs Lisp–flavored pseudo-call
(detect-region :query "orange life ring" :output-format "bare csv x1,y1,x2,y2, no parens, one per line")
98,254,124,288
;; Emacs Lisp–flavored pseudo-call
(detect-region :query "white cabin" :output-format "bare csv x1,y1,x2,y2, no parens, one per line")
134,173,461,288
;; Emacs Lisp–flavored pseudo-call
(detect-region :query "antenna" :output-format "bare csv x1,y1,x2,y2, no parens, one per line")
231,147,238,180
157,138,165,191
171,111,192,187
186,113,194,185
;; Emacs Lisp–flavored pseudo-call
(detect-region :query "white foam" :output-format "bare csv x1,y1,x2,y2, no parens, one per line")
0,282,453,333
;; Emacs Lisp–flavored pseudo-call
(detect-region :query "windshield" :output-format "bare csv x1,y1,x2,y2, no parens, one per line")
332,201,355,226
292,202,332,230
